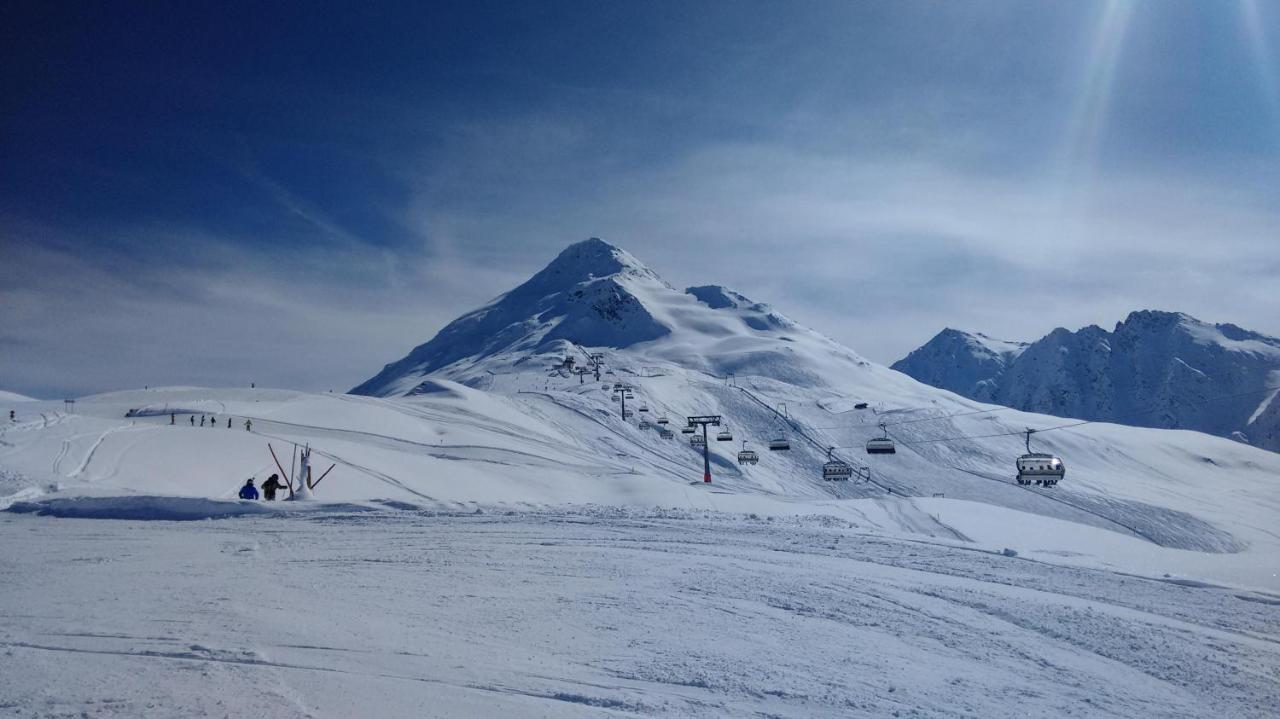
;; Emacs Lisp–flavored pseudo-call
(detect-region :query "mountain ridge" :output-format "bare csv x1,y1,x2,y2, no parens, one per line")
892,310,1280,451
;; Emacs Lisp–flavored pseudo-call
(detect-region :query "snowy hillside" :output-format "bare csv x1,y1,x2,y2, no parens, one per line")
6,240,1280,716
894,311,1280,451
0,389,37,403
5,242,1278,592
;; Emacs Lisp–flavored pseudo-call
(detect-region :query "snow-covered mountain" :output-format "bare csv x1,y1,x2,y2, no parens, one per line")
893,311,1280,451
353,237,869,396
7,239,1280,594
884,329,1028,404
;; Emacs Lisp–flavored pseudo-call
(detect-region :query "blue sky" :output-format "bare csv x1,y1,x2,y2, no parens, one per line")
2,1,1278,397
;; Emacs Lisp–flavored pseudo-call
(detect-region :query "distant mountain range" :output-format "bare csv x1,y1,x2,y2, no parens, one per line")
892,311,1280,451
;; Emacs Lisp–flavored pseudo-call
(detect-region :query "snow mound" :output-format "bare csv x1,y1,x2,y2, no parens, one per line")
7,496,283,521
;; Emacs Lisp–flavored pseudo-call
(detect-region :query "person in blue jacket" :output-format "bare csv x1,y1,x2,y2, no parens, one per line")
238,479,259,500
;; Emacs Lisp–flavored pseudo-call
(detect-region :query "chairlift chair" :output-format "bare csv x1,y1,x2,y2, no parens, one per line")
822,448,854,481
690,434,706,447
716,425,733,441
1016,429,1065,486
659,428,674,439
866,423,896,455
737,441,759,465
768,433,791,451
639,420,651,429
681,426,696,435
656,417,670,425
639,405,649,413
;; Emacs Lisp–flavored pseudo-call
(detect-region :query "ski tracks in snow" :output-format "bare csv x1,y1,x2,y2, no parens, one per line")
9,512,1277,718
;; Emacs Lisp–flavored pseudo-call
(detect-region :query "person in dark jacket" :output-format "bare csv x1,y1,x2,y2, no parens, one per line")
261,474,286,501
238,479,259,500
190,415,195,426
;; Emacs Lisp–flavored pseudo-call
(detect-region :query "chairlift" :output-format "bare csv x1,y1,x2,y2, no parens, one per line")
866,423,896,455
656,417,670,425
1016,429,1064,487
623,409,634,419
737,441,759,465
681,426,696,435
639,420,651,429
770,405,791,450
716,425,733,442
690,434,706,447
822,448,854,481
611,394,620,402
638,404,649,413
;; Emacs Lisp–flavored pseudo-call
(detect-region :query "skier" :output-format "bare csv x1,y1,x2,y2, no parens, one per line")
238,479,259,500
208,415,216,428
200,415,206,427
226,417,231,429
170,412,175,425
9,410,14,422
261,474,285,501
190,415,195,426
244,419,252,432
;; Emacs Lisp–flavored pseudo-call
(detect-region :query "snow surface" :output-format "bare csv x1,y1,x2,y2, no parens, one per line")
0,389,37,403
4,241,1279,715
4,508,1279,718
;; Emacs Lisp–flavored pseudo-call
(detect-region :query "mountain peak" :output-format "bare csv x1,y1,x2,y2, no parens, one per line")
530,237,666,290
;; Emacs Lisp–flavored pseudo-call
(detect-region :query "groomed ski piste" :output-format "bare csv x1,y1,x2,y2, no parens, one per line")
3,241,1279,717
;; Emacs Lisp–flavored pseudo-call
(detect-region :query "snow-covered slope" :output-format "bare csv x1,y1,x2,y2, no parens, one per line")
5,242,1280,593
894,311,1280,451
0,390,37,403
